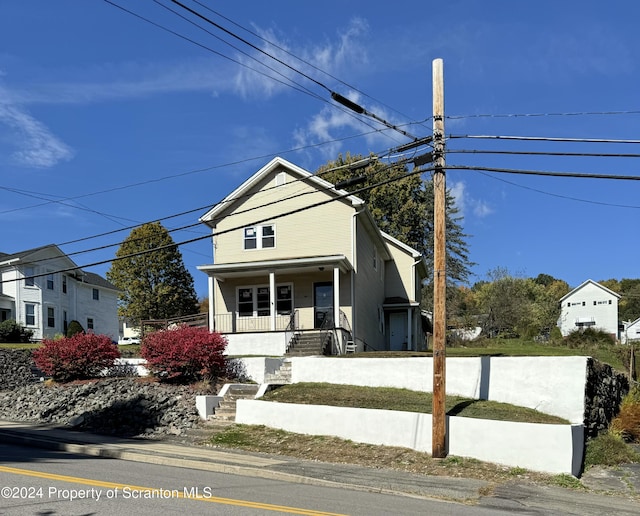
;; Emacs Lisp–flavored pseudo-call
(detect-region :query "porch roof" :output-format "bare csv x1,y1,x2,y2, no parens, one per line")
198,254,352,279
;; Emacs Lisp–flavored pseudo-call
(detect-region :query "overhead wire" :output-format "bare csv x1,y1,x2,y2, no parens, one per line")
192,0,429,133
475,171,640,209
5,161,436,284
8,154,422,270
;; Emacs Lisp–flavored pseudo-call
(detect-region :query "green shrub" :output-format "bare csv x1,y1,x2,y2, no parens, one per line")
32,333,121,382
564,327,615,349
66,320,84,338
584,431,640,468
0,320,33,343
141,325,227,384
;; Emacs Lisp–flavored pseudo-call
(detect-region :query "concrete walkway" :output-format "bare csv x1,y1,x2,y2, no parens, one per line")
1,420,638,515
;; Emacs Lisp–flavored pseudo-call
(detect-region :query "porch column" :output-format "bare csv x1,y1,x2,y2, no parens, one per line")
407,308,413,351
333,267,341,348
269,271,276,331
208,275,215,331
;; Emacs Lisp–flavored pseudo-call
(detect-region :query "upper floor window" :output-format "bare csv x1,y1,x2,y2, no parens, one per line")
46,273,54,290
25,304,35,326
25,267,35,287
92,288,100,301
244,224,275,250
62,276,67,294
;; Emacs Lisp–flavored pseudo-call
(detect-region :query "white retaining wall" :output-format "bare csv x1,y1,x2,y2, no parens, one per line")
285,356,588,423
236,399,584,476
224,333,287,357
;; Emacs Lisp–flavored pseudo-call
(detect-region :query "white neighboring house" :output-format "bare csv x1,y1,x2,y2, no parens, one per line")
0,245,119,341
557,279,620,338
621,317,640,345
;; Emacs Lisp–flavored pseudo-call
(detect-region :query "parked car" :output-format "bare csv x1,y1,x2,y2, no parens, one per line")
118,336,141,345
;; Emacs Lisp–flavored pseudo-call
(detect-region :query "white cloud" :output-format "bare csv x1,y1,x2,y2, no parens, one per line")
0,97,73,168
449,180,493,219
232,18,369,99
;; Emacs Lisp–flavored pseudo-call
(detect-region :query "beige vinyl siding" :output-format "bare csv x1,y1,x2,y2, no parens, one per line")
353,218,386,350
214,170,353,264
385,244,417,301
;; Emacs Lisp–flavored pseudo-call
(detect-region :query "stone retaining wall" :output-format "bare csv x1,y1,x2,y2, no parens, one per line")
583,358,629,438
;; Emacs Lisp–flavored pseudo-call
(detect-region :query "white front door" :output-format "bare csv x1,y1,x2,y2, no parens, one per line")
389,312,407,351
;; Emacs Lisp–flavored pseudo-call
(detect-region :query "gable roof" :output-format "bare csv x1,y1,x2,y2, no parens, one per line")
0,244,77,267
199,156,365,227
0,244,116,291
560,279,621,302
77,271,119,291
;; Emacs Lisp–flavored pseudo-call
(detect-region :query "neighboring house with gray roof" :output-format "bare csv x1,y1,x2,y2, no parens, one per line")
0,245,119,341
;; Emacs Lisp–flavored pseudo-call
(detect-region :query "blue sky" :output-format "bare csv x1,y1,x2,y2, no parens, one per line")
1,0,639,298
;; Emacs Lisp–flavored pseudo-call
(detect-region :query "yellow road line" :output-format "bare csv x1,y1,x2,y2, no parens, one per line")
0,465,346,516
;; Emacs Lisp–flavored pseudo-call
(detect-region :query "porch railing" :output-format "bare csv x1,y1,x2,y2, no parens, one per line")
319,310,354,355
212,312,294,333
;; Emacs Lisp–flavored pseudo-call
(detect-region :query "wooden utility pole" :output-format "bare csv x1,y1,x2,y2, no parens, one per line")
432,58,447,458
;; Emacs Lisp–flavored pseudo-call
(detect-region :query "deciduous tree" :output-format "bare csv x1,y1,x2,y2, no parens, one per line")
107,222,198,325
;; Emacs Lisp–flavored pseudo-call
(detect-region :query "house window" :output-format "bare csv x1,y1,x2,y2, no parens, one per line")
25,304,35,326
87,318,94,330
243,224,275,250
373,247,378,271
237,284,293,317
93,288,100,300
238,288,254,317
25,267,35,287
46,273,54,290
62,276,67,294
47,307,55,328
276,285,292,315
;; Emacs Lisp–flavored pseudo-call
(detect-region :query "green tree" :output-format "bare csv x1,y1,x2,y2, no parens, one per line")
107,222,198,325
317,153,473,293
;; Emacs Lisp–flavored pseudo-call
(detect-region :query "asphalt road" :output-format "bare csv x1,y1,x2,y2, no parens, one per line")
0,442,517,516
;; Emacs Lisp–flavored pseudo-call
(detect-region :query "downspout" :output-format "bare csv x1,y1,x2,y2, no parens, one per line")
412,257,422,351
351,204,364,347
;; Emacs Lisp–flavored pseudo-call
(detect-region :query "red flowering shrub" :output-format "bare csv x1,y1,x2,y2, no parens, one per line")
33,333,121,383
141,325,227,383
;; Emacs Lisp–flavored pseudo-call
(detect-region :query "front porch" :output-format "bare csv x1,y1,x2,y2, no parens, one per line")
198,255,355,357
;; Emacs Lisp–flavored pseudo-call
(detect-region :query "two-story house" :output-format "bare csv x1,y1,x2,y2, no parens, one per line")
198,157,428,356
0,245,119,341
557,279,620,338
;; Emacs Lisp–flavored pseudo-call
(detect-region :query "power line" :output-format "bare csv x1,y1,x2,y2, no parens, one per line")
447,109,640,120
166,0,416,140
192,0,428,133
451,134,640,145
448,165,640,181
476,171,640,210
450,149,640,159
10,156,418,270
4,163,436,284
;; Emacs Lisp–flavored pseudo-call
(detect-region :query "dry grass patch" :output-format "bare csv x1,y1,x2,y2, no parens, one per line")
261,383,569,424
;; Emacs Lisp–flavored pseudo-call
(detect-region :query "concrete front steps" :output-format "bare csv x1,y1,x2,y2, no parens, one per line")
286,331,326,356
212,384,260,422
264,361,292,384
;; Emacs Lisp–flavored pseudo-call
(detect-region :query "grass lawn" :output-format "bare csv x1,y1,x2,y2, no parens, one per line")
356,338,635,377
261,382,569,424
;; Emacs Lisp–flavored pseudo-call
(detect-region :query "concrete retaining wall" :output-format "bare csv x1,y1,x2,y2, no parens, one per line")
224,333,287,356
286,356,588,423
236,399,584,476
